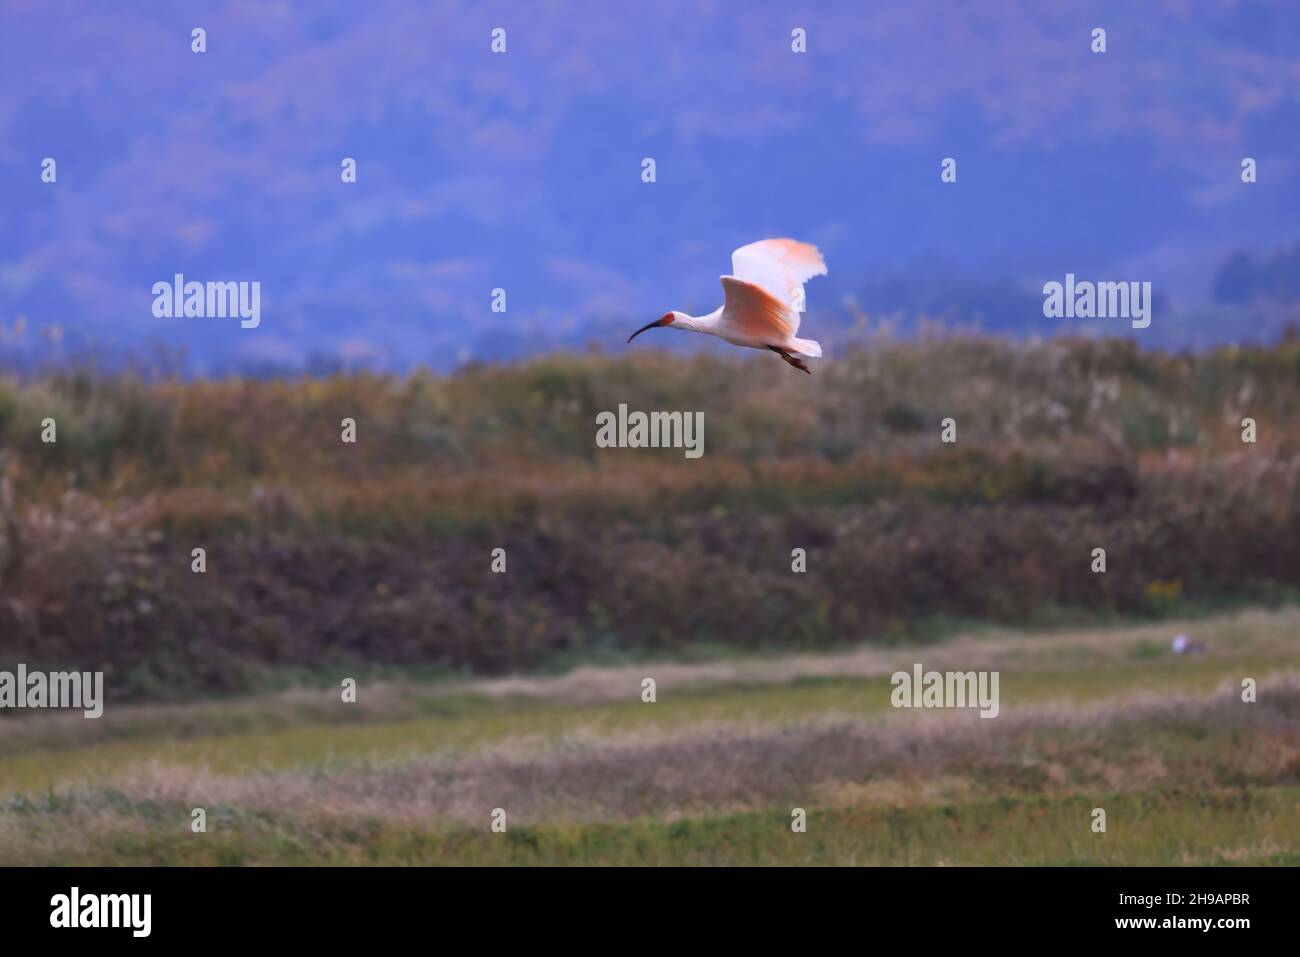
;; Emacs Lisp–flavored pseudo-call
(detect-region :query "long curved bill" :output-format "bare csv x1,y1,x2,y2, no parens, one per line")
628,315,670,343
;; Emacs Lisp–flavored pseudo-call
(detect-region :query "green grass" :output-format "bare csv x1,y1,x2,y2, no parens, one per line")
2,608,1297,865
4,651,1296,794
9,791,1297,866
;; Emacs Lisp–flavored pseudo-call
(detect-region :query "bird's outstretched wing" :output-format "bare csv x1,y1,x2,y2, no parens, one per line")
730,239,827,327
719,276,796,342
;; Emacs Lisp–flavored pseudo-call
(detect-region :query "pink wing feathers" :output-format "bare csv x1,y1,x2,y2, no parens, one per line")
729,238,828,324
719,276,798,341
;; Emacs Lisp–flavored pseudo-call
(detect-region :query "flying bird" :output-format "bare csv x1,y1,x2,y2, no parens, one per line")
628,238,827,373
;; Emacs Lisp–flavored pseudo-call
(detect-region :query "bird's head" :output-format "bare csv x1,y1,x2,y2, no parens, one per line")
627,312,680,343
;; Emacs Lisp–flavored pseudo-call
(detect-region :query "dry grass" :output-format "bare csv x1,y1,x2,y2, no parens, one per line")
3,339,1300,862
1,682,1296,864
59,678,1294,826
4,338,1300,699
1,622,1296,865
3,604,1297,760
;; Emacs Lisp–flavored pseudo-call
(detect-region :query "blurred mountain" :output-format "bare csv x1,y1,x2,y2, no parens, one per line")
1,2,1297,372
1213,242,1300,306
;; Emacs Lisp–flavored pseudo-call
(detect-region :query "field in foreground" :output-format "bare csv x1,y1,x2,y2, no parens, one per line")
2,606,1297,865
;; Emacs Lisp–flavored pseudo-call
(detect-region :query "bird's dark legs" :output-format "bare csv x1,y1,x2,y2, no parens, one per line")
767,345,812,374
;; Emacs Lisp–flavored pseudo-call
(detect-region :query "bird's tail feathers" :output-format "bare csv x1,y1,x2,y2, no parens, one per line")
788,337,822,358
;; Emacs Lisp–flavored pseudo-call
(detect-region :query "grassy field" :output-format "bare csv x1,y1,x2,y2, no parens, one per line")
2,606,1297,865
5,337,1300,700
2,338,1298,863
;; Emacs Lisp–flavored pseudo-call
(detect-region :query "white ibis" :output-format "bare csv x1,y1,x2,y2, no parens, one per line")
628,238,827,373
